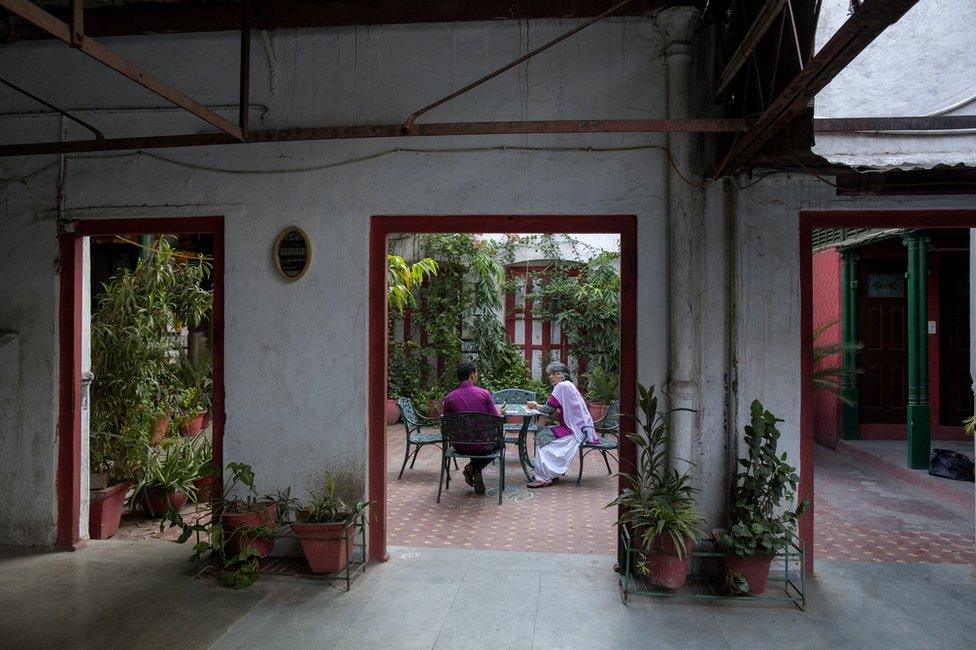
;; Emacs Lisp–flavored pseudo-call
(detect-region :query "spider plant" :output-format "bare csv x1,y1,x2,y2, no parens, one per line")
607,384,705,564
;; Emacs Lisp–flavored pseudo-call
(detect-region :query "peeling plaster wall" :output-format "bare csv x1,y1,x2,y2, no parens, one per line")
0,18,677,544
732,174,976,500
812,0,976,168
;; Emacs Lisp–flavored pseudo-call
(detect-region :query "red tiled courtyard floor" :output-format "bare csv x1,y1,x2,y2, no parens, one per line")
814,444,975,564
387,425,618,554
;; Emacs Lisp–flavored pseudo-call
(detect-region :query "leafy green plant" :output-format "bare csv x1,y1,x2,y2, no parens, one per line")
387,340,423,399
964,414,974,437
295,474,369,524
174,351,213,424
812,321,863,406
586,364,619,403
90,238,212,482
131,438,198,512
719,400,808,559
387,253,437,315
531,252,620,386
162,462,280,589
608,384,705,568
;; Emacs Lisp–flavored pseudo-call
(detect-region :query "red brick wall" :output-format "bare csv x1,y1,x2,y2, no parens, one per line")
812,248,842,449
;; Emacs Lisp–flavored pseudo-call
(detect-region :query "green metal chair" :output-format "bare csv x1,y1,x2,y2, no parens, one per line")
396,397,452,480
491,388,540,441
576,399,619,485
438,411,506,505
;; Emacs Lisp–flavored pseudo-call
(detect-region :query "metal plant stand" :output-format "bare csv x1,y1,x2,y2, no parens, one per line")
619,527,806,610
259,515,368,592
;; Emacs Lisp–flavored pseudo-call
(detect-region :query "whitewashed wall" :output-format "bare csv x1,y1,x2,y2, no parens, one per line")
0,18,672,545
813,0,976,168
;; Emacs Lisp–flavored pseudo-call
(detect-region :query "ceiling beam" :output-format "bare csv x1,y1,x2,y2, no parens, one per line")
0,0,244,140
0,118,751,157
2,0,671,43
715,0,787,97
814,115,976,132
712,0,920,178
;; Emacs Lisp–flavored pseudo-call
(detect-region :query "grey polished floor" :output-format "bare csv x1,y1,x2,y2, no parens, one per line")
1,540,973,648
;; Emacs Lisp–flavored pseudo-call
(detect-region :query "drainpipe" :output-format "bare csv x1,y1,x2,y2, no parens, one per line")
904,233,930,469
656,6,700,469
841,251,859,439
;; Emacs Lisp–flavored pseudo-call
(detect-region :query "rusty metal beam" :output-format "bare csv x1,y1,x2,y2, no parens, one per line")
716,0,787,97
2,1,669,43
0,77,105,141
0,118,751,157
814,115,976,131
404,0,637,129
0,0,244,140
712,0,920,177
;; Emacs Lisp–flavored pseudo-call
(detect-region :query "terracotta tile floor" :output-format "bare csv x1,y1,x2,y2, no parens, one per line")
814,445,975,564
387,425,619,554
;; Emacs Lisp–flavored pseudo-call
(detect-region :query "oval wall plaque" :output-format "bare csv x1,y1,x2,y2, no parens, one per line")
273,226,311,281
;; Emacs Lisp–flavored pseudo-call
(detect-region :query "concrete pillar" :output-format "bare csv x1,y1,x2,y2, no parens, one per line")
904,233,930,469
841,251,859,439
656,5,700,469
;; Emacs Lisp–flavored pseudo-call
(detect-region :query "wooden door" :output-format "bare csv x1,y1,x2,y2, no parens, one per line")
858,261,908,423
939,256,973,426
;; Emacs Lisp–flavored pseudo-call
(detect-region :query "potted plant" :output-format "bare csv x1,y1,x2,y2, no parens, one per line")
219,464,280,558
292,474,369,574
188,436,216,503
717,400,808,596
88,428,143,539
132,438,197,517
175,352,213,437
585,364,618,421
386,341,421,425
161,463,283,589
609,384,705,589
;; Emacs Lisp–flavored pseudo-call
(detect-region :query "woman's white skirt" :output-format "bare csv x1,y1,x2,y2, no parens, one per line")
533,432,582,481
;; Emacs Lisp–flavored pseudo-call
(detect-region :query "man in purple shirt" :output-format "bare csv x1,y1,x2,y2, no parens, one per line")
441,362,501,495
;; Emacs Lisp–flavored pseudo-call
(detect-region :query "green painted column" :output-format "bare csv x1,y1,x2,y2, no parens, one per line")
137,234,153,260
904,234,931,469
841,251,859,439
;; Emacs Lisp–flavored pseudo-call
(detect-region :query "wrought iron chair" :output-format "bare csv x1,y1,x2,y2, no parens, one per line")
577,399,619,485
438,411,506,505
396,397,452,480
491,387,540,441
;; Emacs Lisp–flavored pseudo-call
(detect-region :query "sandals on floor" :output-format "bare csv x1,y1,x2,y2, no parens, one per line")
526,479,553,489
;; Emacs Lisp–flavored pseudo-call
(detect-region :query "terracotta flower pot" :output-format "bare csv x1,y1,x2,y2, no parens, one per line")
201,411,211,430
89,481,131,539
90,472,109,491
642,534,695,590
427,400,442,418
193,475,215,503
586,400,607,422
144,487,189,517
151,414,172,444
291,521,349,574
385,399,400,426
178,413,206,438
725,555,774,595
222,503,277,558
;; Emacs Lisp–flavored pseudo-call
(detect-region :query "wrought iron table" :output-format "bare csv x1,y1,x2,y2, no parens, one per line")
499,403,542,481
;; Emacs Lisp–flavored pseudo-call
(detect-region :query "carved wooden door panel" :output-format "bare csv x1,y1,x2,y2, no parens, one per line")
858,261,908,424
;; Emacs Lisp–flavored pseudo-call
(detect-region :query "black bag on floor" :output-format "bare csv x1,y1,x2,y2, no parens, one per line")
928,448,975,482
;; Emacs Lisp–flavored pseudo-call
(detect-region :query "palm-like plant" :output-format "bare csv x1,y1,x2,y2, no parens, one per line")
387,253,438,315
608,384,705,565
812,321,863,406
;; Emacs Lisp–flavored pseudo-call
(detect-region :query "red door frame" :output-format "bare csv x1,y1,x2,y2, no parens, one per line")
368,215,638,561
799,209,976,573
57,216,225,549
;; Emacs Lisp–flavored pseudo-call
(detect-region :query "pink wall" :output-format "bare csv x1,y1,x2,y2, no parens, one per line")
811,248,842,449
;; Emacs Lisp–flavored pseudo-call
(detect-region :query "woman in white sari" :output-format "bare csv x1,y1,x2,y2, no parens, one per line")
526,362,599,488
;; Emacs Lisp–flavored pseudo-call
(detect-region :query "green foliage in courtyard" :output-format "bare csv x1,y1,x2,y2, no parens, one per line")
720,400,808,559
386,233,620,405
609,384,705,566
90,238,212,481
